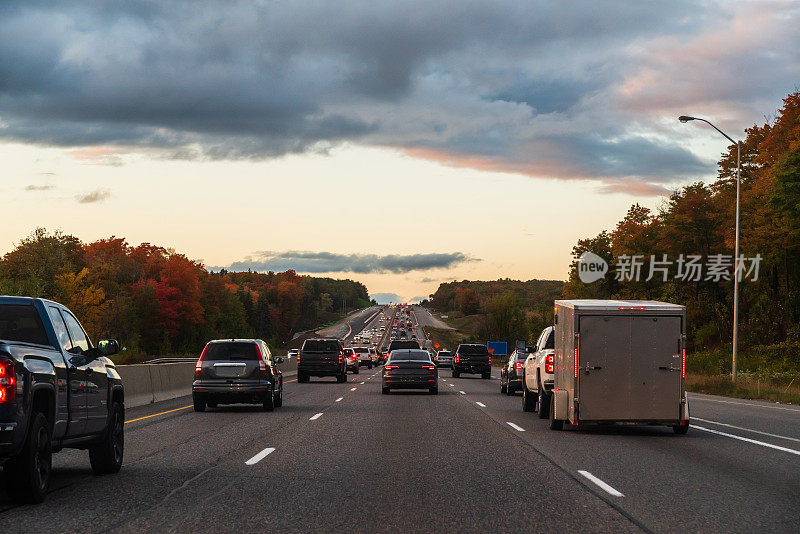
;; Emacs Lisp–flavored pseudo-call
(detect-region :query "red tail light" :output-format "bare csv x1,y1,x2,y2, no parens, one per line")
515,362,524,370
545,354,554,374
0,359,15,403
338,352,343,364
195,345,208,375
455,354,460,363
384,365,397,370
681,347,686,379
574,347,578,378
255,344,268,377
296,352,301,364
422,365,435,370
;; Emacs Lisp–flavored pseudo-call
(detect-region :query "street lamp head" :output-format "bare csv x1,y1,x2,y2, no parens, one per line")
678,115,696,123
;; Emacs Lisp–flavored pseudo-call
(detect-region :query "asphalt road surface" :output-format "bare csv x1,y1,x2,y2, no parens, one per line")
2,305,798,533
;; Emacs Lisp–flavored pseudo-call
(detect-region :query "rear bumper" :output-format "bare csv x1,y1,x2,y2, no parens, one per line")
437,360,452,367
383,377,437,389
453,364,490,374
543,379,554,391
508,377,522,388
298,365,345,377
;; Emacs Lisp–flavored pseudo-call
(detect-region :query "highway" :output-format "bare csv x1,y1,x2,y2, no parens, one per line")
1,305,799,532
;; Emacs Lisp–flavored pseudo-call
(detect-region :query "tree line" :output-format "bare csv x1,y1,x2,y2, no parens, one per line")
0,230,371,361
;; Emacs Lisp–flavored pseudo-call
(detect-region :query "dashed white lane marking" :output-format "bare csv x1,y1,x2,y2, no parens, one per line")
367,377,371,380
335,397,343,402
449,383,454,387
360,381,365,385
476,402,486,408
578,471,624,497
693,417,800,443
350,387,357,391
310,413,324,421
459,390,466,395
245,447,276,466
693,425,800,456
506,422,525,432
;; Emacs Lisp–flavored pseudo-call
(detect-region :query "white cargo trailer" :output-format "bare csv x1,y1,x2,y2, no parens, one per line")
550,300,689,434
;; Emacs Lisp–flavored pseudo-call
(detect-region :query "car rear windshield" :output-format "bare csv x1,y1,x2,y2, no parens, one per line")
389,340,420,350
204,342,259,361
459,345,489,355
389,350,431,361
302,339,340,352
438,351,452,357
354,347,369,353
0,304,50,346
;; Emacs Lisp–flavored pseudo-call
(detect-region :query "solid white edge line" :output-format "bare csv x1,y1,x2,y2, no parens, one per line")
578,470,624,497
310,412,324,421
693,417,800,443
693,425,800,456
476,402,486,408
506,421,525,431
245,447,276,466
688,395,800,412
335,397,343,402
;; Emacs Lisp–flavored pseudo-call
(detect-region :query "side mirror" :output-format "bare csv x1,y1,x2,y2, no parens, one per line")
98,339,120,357
275,357,284,364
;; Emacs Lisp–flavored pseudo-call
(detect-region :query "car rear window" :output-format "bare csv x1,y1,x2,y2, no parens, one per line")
389,340,420,350
459,345,490,356
302,339,341,352
204,342,259,361
354,347,369,353
389,350,431,361
437,351,452,357
0,304,51,346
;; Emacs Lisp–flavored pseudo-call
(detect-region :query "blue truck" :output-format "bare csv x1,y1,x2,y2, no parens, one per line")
0,296,123,503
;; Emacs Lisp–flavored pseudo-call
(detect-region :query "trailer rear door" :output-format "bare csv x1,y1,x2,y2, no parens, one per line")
578,315,681,421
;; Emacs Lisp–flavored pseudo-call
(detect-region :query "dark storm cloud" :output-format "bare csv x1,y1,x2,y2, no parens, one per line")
1,1,797,193
226,251,476,274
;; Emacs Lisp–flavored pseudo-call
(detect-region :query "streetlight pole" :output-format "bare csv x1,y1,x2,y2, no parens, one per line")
679,116,741,381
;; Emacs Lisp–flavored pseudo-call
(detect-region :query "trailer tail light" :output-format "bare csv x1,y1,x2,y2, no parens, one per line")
574,347,578,378
545,354,554,374
0,359,15,403
515,362,524,370
195,345,208,375
681,348,686,379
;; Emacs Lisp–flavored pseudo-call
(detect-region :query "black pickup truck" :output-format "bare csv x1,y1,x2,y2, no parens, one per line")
297,338,346,383
452,343,492,379
0,296,123,503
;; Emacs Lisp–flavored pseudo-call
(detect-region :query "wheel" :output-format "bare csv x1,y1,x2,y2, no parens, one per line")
452,370,460,378
538,389,550,419
353,367,360,374
4,412,52,503
673,421,689,434
429,388,438,395
193,395,206,412
382,387,390,395
500,377,507,394
482,372,491,379
368,363,373,369
262,389,275,412
522,385,536,412
297,373,308,383
274,383,283,408
89,401,125,475
337,373,347,383
549,399,564,430
506,381,515,395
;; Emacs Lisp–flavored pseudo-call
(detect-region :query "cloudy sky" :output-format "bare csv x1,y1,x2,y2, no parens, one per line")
2,1,798,302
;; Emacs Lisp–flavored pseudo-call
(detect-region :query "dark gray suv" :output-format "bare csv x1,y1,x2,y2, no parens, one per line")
193,339,284,411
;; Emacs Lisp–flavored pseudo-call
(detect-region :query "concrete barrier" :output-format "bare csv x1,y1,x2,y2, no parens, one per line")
117,362,195,408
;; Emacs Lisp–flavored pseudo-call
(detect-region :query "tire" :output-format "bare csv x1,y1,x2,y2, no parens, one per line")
673,421,689,434
353,367,360,374
522,385,536,413
452,370,460,378
337,373,347,383
482,372,491,380
500,377,507,394
368,363,373,369
4,412,52,503
262,389,275,412
193,395,206,412
538,389,550,419
429,388,438,395
506,382,515,396
549,399,564,430
274,383,283,408
382,387,390,395
89,401,125,475
207,401,218,408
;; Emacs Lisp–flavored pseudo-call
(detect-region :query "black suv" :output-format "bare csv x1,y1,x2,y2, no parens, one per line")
452,344,492,379
297,338,347,383
193,339,284,411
